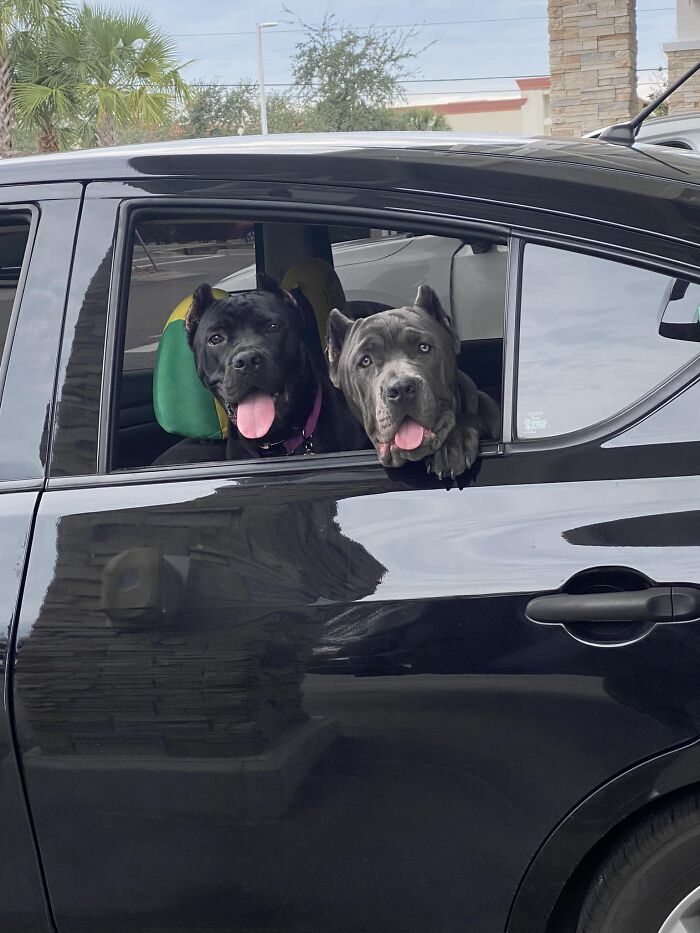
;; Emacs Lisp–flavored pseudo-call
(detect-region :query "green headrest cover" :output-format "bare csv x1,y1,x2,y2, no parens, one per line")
153,289,229,440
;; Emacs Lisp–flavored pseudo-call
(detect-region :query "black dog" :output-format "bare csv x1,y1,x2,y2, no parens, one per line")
327,285,500,478
186,277,368,459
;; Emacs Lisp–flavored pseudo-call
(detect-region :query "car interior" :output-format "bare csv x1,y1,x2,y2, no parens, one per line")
111,212,507,472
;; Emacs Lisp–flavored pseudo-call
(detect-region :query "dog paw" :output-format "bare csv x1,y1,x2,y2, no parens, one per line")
426,429,478,480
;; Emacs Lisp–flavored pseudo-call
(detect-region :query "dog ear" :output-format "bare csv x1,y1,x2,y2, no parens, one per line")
257,272,298,307
327,308,353,387
185,283,216,343
413,284,459,351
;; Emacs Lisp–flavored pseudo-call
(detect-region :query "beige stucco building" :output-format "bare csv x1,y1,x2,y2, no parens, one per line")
396,78,552,136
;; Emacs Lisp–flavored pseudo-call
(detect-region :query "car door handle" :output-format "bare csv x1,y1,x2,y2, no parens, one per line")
525,586,700,626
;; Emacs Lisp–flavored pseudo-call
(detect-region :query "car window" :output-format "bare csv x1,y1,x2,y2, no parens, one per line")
124,218,255,373
0,212,32,366
516,244,700,440
111,209,507,472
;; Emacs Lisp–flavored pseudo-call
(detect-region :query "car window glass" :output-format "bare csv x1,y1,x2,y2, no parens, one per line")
112,211,507,472
124,218,255,373
516,244,700,440
0,213,31,366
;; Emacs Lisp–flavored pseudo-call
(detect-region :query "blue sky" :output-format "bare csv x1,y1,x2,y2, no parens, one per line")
140,0,676,100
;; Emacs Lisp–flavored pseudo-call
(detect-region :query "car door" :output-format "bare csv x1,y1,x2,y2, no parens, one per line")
0,185,82,932
12,178,700,933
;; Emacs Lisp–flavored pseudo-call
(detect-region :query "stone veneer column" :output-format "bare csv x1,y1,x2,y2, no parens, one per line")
548,0,638,138
664,44,700,115
664,1,700,116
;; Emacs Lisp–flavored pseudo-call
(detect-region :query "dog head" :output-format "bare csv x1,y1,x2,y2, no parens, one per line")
186,276,310,441
327,285,461,467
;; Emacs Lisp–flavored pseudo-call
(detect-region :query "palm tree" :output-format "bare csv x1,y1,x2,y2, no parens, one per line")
0,0,65,156
12,14,80,152
73,5,189,148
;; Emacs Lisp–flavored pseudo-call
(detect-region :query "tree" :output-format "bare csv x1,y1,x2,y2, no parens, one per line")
69,4,189,148
0,0,66,156
642,66,669,119
12,14,81,152
181,79,307,138
289,12,420,132
391,107,450,131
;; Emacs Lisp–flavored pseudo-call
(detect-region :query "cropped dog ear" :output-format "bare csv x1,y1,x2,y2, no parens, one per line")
327,308,353,387
185,283,216,343
413,284,459,351
257,272,298,307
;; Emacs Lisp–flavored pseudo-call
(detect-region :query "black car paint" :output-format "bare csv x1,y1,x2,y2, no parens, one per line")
3,135,700,931
0,186,83,931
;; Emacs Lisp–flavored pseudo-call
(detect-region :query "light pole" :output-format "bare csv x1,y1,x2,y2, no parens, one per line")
256,21,277,135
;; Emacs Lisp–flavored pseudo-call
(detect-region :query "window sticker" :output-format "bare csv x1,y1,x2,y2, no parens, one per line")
522,411,548,436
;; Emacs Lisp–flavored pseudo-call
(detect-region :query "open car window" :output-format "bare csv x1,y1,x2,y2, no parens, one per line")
111,210,507,472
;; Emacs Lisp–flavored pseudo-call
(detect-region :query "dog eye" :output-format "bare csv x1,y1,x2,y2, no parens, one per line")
358,354,372,368
266,321,280,332
207,333,224,346
419,343,431,353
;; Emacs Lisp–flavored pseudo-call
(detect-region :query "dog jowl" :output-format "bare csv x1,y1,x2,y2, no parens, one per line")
186,276,367,458
327,285,500,478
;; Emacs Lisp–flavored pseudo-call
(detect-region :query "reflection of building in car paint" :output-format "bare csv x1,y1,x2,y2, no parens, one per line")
15,485,385,817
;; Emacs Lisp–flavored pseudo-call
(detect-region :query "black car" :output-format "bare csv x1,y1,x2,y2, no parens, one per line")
4,132,700,933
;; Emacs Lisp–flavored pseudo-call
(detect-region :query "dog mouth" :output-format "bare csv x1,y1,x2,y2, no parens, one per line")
226,389,279,439
377,417,435,458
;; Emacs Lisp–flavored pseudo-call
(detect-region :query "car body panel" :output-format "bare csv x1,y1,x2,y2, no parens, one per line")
13,455,700,933
5,137,700,932
0,187,83,932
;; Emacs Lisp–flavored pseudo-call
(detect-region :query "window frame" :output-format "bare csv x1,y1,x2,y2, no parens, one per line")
506,230,700,453
0,204,39,411
98,197,512,478
90,195,700,485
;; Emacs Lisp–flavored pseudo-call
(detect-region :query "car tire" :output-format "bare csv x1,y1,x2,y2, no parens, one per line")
576,792,700,933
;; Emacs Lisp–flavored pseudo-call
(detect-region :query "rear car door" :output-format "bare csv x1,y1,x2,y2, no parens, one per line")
12,176,700,933
0,185,81,932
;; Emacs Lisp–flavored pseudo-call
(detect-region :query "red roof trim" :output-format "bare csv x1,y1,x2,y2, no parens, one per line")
516,77,551,91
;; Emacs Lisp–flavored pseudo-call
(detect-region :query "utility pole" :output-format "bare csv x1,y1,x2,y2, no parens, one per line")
256,22,277,135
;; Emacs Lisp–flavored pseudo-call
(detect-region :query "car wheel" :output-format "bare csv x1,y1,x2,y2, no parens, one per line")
576,793,700,933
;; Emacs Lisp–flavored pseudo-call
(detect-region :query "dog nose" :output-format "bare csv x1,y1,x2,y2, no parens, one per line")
232,349,262,372
385,376,418,403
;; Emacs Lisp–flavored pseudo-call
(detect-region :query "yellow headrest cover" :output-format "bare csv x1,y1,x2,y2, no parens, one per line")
282,257,346,341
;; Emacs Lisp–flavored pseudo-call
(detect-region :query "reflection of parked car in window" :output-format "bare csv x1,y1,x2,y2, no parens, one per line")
588,112,700,151
217,233,506,340
6,133,700,933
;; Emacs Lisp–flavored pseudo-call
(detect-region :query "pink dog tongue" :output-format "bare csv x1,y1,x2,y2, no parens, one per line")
236,392,276,439
394,418,425,451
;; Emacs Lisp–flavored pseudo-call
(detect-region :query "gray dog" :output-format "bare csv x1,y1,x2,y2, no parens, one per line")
327,285,500,478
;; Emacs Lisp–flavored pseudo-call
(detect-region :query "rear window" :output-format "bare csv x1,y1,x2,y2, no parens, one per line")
0,213,32,361
516,244,700,439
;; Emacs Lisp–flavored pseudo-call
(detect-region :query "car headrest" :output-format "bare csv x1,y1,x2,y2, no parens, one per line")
152,260,346,441
153,288,229,440
281,257,346,342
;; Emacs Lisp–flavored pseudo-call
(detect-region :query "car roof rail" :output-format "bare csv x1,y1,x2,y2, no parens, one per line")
595,58,700,146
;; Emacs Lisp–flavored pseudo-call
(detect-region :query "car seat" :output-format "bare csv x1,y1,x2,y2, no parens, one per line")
151,259,346,465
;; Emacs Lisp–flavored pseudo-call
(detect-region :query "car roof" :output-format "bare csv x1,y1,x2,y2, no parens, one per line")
2,130,699,187
4,132,700,250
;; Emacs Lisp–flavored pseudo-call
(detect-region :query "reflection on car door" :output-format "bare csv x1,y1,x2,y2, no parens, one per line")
11,193,700,933
0,188,82,933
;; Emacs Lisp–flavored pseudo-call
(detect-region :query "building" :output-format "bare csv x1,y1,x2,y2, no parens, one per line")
664,0,700,114
395,78,552,136
547,0,637,138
